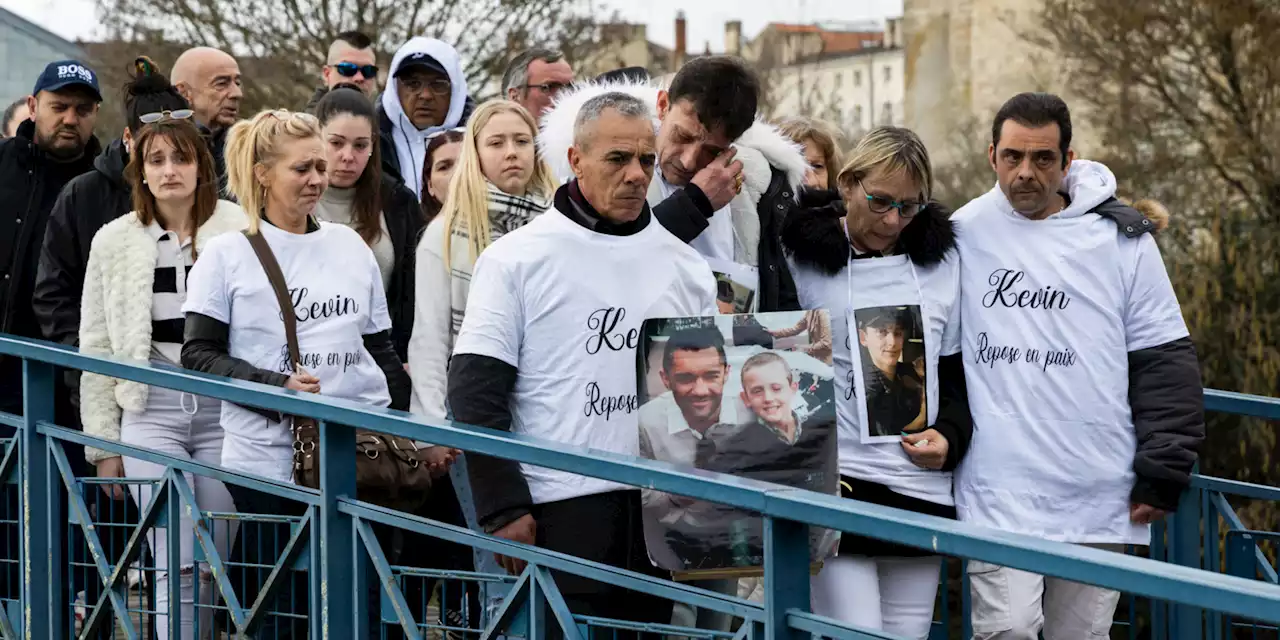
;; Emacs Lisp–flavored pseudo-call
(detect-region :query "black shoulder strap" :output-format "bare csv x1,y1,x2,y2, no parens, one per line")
243,230,302,370
1092,197,1155,238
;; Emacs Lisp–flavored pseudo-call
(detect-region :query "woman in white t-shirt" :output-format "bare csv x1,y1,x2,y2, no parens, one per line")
407,99,557,422
180,109,412,638
780,126,973,639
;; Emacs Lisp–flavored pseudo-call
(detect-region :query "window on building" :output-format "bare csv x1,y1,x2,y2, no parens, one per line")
884,65,892,82
883,102,894,124
834,72,842,89
853,105,863,126
854,70,862,87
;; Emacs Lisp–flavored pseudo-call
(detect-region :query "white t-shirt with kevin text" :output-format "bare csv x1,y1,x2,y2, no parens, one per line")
453,209,718,506
183,222,393,482
952,163,1189,544
790,253,962,506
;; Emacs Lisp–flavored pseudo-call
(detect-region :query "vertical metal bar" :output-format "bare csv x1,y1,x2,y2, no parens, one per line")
44,438,63,639
353,517,369,640
319,420,356,638
22,360,55,640
309,504,322,640
929,560,948,640
1169,484,1204,640
1151,520,1167,638
528,579,543,640
762,516,808,640
961,559,973,640
167,472,183,639
1205,494,1222,640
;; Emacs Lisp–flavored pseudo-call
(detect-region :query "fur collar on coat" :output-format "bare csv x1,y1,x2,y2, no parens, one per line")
782,188,957,274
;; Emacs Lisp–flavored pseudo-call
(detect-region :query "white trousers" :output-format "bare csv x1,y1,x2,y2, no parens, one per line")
121,386,237,640
811,555,942,639
968,560,1122,640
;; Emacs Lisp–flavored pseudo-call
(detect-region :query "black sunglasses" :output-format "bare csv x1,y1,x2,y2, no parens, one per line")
333,62,378,79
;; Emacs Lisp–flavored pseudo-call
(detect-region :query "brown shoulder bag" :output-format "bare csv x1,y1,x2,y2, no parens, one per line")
243,230,433,512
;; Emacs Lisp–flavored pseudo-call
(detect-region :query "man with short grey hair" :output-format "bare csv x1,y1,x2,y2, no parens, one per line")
448,91,715,624
502,47,574,120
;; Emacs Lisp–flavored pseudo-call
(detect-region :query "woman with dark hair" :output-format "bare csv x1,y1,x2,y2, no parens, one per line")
315,84,478,631
35,56,193,352
313,84,424,359
420,127,464,227
80,116,244,639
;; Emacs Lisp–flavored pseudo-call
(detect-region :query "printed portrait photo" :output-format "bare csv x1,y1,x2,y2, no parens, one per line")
636,311,840,574
852,305,928,442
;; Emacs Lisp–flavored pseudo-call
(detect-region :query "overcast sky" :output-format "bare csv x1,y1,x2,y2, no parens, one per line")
2,0,903,51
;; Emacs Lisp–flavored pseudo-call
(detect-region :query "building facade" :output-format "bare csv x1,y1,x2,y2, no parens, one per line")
766,45,905,136
0,6,83,109
903,0,1096,166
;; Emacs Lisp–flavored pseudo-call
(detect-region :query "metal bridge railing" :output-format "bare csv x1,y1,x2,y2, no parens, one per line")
0,335,1277,640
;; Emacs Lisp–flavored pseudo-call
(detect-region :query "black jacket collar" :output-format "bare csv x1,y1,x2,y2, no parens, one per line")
12,118,103,169
782,188,956,276
554,180,650,236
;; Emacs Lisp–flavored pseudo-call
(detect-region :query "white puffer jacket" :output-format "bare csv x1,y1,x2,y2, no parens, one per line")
79,200,248,462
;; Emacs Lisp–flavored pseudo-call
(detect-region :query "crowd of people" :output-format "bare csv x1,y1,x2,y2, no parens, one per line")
0,28,1206,640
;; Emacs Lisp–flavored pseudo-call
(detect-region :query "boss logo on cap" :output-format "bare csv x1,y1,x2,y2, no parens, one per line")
56,64,94,83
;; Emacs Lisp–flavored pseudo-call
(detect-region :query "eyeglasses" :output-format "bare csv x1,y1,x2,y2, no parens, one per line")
139,109,194,124
858,179,921,218
333,62,378,79
401,76,452,96
265,109,319,125
521,82,571,95
425,126,465,141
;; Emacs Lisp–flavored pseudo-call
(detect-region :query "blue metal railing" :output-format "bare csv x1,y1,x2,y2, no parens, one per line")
0,335,1277,639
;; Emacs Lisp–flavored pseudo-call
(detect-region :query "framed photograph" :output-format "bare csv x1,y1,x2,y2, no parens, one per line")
850,304,929,444
636,311,840,575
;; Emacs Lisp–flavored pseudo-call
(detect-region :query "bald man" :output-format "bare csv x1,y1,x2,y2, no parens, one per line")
172,46,242,186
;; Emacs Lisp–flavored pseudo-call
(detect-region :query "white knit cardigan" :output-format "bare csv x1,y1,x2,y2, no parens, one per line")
79,200,248,462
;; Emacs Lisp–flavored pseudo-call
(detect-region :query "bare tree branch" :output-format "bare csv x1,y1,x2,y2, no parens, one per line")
91,0,606,112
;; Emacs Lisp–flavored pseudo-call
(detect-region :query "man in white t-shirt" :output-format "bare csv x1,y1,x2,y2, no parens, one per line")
951,92,1205,640
448,91,716,627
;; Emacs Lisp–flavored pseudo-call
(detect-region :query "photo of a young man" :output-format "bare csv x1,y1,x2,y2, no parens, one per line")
639,328,739,469
855,306,927,439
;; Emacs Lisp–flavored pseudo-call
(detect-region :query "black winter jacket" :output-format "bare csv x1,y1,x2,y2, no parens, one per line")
1092,198,1206,511
0,119,100,411
380,174,426,360
34,138,133,349
653,167,800,313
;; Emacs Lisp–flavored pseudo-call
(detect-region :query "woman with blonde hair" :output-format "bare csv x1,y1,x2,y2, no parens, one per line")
776,115,843,190
780,126,973,638
80,113,244,639
408,99,556,421
181,108,411,638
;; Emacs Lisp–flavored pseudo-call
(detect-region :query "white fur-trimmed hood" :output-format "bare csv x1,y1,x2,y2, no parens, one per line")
537,78,809,195
78,199,248,462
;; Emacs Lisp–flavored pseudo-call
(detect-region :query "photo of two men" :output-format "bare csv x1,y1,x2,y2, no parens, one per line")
637,312,840,573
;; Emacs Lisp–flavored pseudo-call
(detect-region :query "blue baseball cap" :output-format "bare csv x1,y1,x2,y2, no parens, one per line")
32,60,102,102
